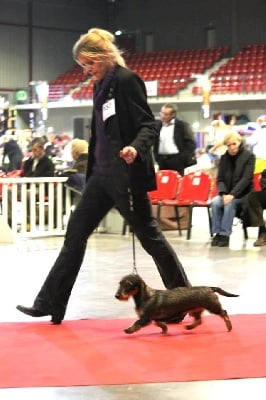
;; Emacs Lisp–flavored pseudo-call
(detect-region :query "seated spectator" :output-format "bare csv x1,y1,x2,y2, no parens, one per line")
245,114,266,174
211,131,255,247
70,138,88,174
59,134,72,167
208,119,228,158
60,138,88,192
42,134,56,158
7,137,55,227
22,137,55,177
225,114,237,127
185,147,215,175
206,113,229,156
244,169,266,247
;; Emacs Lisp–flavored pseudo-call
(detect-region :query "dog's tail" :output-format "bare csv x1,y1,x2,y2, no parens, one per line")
210,287,239,297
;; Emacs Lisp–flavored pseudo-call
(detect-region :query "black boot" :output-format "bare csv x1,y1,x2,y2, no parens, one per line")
16,305,62,325
16,305,48,317
211,233,221,246
217,235,229,247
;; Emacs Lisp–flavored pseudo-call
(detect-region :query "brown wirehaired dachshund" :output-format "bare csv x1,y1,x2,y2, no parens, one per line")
115,274,239,334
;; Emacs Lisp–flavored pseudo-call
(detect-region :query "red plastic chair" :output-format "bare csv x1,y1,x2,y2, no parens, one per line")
253,172,262,191
149,170,181,205
6,169,22,177
161,172,212,239
149,169,182,235
122,170,181,235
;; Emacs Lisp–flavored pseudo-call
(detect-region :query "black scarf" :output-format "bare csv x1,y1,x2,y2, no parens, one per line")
93,66,117,110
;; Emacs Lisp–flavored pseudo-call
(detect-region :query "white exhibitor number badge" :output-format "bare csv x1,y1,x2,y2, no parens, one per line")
102,98,116,121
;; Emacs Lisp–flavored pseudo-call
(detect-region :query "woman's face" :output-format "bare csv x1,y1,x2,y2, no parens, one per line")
226,139,241,155
77,55,109,82
71,148,77,160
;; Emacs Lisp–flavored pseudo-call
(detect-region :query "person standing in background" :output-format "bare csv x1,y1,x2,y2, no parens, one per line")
153,103,196,176
207,118,229,159
1,134,23,172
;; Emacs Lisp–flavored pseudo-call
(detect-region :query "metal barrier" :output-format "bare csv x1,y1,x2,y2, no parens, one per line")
0,177,72,238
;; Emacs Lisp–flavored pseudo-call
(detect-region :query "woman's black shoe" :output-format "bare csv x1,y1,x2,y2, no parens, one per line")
211,234,221,246
16,305,48,317
17,305,63,324
51,315,62,325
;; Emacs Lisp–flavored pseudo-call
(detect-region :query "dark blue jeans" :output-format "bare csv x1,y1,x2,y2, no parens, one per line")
211,195,243,236
34,173,190,319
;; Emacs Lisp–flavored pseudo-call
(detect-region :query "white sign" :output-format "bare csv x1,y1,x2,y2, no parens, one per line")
145,80,158,97
102,98,116,121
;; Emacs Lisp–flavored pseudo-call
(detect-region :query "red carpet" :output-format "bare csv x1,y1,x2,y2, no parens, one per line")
0,314,266,388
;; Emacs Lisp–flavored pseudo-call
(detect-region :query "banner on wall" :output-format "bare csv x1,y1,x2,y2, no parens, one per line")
201,78,211,119
30,81,49,121
145,80,158,97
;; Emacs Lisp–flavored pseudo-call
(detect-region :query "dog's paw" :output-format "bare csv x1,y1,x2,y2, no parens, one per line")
124,327,135,334
185,323,195,330
155,321,168,334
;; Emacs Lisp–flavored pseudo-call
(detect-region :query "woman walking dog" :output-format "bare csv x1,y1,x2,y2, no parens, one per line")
17,28,190,324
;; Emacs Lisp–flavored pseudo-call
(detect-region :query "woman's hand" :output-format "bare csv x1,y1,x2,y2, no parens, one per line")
222,194,234,205
119,146,137,164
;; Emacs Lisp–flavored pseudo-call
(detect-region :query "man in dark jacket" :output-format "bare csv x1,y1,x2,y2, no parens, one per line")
211,131,255,247
22,137,54,177
153,103,196,176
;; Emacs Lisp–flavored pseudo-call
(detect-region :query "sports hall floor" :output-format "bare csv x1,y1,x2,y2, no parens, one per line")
0,209,265,399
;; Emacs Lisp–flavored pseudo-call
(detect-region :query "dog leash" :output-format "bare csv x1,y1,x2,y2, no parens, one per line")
132,231,137,274
128,188,138,274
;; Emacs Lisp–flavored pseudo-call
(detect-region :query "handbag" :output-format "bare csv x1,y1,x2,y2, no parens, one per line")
261,169,266,191
184,154,197,167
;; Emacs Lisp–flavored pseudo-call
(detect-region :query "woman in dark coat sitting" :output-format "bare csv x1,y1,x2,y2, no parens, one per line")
211,131,255,247
62,138,89,192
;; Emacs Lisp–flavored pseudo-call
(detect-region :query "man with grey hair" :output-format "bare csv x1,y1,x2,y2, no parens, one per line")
22,137,55,177
153,103,196,176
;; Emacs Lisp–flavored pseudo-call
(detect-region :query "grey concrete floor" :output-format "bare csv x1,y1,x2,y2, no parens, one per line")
0,211,266,399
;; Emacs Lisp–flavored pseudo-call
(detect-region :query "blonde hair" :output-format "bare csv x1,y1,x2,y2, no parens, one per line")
72,28,126,68
223,131,242,145
71,139,88,155
257,115,266,125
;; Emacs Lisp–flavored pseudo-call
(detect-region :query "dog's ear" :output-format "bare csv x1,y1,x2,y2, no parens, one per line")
125,278,137,289
121,274,141,289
